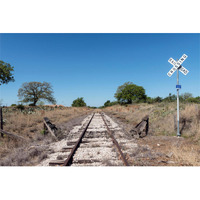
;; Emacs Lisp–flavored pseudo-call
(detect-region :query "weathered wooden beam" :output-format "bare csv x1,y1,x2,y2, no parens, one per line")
44,117,57,130
59,149,71,152
66,140,92,146
62,146,74,150
43,119,58,141
49,160,65,166
130,115,149,138
73,159,101,164
0,129,26,140
49,159,101,166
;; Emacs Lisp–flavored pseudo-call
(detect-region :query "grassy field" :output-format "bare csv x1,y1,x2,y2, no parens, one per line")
0,103,199,166
103,102,200,166
103,102,200,139
0,106,91,161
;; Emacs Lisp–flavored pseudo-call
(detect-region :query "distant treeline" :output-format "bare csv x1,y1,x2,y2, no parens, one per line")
146,93,200,104
102,93,200,108
101,81,200,108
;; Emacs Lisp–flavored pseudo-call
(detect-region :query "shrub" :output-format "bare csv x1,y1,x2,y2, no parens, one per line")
16,104,25,111
104,100,118,107
72,97,86,107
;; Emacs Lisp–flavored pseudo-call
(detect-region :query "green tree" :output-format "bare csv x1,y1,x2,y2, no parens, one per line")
146,97,153,104
180,92,193,101
186,96,200,103
163,93,176,102
72,97,86,107
104,100,111,107
104,100,118,107
153,96,163,103
0,60,15,85
18,81,56,106
114,82,146,104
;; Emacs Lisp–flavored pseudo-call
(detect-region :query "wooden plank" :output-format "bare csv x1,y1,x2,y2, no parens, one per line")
0,129,26,140
62,146,74,150
59,149,71,152
73,159,101,164
66,141,89,146
67,141,77,146
49,159,101,166
43,120,58,141
49,160,65,166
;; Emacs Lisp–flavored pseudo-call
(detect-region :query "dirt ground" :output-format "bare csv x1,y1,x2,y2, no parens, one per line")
1,104,199,166
105,109,200,166
0,107,91,165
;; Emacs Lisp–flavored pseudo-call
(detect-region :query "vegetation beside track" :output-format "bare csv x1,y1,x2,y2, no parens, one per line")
0,106,92,163
103,102,200,166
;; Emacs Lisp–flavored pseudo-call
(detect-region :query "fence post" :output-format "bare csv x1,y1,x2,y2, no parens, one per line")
0,107,3,137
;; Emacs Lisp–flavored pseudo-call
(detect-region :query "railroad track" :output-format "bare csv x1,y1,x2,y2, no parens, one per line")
45,112,129,166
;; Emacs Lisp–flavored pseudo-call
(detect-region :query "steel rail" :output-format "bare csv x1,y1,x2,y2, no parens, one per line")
101,113,129,166
63,113,95,166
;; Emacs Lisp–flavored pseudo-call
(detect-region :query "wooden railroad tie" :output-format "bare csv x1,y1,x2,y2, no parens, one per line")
130,115,149,138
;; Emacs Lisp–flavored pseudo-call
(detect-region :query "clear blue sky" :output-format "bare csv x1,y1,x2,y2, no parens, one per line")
0,33,199,107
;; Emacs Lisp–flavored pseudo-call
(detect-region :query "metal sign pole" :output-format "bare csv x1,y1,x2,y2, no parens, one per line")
177,68,180,137
167,54,189,137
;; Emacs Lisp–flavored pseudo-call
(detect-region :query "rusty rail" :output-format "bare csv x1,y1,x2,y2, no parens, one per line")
63,113,95,166
101,113,129,166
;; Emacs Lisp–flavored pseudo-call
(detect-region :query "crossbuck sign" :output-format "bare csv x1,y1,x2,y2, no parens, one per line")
167,54,189,77
167,53,189,137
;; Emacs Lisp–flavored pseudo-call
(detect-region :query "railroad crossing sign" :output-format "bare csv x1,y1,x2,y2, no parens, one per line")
167,53,189,137
167,54,189,77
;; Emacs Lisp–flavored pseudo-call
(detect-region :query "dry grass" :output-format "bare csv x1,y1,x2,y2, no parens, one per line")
104,103,200,140
103,103,200,166
180,104,200,140
3,107,91,138
171,144,200,166
0,106,92,161
0,144,49,166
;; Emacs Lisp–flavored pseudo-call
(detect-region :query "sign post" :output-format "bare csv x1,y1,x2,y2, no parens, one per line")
177,64,180,137
167,54,189,137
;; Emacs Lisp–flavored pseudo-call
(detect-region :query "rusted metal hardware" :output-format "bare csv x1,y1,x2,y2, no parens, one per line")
100,113,129,166
63,113,95,166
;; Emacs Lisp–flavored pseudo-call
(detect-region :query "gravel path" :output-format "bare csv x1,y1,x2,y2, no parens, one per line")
38,112,138,166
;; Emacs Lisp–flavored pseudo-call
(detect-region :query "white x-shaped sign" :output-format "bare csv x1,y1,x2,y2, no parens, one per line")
167,54,189,77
